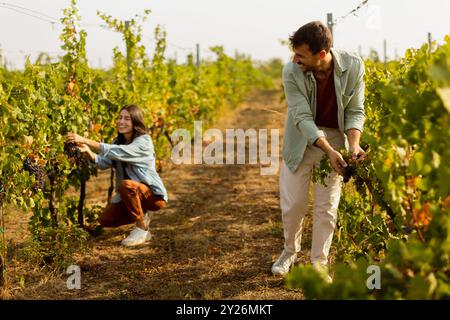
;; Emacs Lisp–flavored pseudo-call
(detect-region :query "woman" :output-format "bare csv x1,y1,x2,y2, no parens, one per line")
66,105,168,246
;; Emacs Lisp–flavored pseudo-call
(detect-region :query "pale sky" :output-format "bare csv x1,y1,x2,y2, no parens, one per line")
0,0,449,69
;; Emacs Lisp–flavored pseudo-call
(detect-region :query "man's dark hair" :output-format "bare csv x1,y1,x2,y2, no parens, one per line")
289,21,333,54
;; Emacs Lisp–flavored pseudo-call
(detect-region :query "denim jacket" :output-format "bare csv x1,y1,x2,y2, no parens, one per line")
282,48,366,173
94,134,168,203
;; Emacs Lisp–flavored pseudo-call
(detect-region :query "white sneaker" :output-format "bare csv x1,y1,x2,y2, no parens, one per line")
121,226,152,247
271,249,297,276
312,262,333,284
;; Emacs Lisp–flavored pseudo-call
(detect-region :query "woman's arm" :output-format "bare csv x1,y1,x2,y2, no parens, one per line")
98,135,153,165
66,133,101,152
77,144,96,163
67,133,153,165
78,144,113,169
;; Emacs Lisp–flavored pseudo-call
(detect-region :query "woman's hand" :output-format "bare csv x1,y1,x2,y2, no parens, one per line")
66,133,101,152
77,144,91,153
65,133,86,145
77,143,96,163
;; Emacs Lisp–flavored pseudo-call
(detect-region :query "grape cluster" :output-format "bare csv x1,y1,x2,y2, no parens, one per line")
47,159,62,181
23,156,46,190
64,142,81,161
343,164,356,183
354,176,367,194
402,226,414,234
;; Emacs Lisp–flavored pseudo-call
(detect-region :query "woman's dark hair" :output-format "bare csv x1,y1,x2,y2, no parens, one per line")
289,21,333,54
114,104,148,145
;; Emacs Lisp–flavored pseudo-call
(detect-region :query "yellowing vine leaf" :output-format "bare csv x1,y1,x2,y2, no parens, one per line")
437,87,450,113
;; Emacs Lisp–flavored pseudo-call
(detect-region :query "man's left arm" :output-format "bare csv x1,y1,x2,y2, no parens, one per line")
345,58,366,160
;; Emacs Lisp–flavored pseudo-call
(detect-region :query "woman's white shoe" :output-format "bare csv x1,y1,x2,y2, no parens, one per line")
121,226,152,246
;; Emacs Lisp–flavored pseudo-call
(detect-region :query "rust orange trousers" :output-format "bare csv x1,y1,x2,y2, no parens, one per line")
99,179,166,228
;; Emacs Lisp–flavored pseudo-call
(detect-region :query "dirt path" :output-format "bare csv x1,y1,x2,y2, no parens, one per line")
12,89,305,299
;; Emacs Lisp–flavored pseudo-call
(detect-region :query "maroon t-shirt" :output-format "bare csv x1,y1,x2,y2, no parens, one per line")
314,65,339,128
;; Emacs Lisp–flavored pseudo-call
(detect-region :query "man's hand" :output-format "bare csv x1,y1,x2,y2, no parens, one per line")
349,145,366,161
327,149,347,176
347,129,366,161
314,137,347,176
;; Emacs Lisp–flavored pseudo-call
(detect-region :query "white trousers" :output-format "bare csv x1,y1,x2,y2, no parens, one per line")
280,127,345,265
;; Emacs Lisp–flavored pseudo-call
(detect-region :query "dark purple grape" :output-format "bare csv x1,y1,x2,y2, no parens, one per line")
64,142,81,160
343,165,356,183
402,226,414,234
23,157,34,172
23,156,46,191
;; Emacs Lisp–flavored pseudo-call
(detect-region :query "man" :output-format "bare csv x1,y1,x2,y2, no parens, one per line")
272,21,366,277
